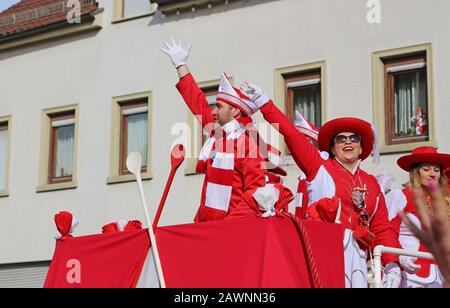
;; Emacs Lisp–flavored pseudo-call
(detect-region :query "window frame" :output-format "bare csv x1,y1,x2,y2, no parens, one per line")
112,0,156,23
37,105,79,193
0,116,12,197
372,44,435,154
48,112,76,185
119,101,149,176
274,61,327,155
284,70,322,129
108,92,153,185
384,54,428,145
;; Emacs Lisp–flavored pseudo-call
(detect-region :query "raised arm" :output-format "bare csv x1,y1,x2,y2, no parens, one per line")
240,82,323,180
176,72,215,128
162,38,215,128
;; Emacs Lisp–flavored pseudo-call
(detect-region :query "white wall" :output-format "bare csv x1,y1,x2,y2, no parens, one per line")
0,0,449,263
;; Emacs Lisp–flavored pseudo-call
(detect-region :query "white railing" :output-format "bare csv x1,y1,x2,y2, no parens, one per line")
0,0,96,27
370,245,434,288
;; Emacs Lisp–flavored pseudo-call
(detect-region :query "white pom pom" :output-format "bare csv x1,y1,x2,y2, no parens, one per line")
253,184,280,218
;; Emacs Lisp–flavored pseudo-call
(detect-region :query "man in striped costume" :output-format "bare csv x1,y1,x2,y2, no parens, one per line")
162,38,277,222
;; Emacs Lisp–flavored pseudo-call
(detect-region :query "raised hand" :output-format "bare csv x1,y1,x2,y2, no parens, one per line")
161,37,192,68
240,81,270,108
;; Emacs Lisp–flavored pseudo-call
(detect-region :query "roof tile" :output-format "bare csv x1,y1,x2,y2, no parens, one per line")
0,0,98,37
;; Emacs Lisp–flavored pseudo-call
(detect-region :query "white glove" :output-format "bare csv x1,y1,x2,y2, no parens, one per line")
253,185,280,218
161,37,192,68
240,82,270,108
384,262,401,288
399,255,421,274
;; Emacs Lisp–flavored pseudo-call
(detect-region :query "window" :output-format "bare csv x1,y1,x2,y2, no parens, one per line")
0,121,9,194
113,0,155,21
274,62,327,155
108,92,152,184
122,0,150,18
285,70,322,129
373,44,434,153
120,102,148,175
37,105,79,193
385,55,428,145
274,61,327,154
48,112,75,184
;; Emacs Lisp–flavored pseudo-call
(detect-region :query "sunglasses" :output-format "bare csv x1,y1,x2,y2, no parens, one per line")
334,134,362,144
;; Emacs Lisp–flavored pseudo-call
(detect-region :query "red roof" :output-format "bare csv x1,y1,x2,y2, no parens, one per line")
0,0,98,38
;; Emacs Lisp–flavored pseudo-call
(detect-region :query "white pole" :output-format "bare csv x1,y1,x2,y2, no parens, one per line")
136,172,167,288
372,245,434,288
127,152,167,288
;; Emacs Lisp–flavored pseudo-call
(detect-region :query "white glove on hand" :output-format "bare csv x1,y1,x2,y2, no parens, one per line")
161,37,192,68
240,82,270,108
384,262,401,288
399,255,421,274
253,185,280,218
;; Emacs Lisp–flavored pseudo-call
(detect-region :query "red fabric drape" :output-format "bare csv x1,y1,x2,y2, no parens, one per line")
45,216,345,288
44,230,150,288
157,216,344,288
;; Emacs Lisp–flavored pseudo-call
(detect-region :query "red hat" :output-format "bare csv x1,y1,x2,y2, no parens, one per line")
294,111,319,142
397,146,450,172
318,117,374,161
217,73,258,117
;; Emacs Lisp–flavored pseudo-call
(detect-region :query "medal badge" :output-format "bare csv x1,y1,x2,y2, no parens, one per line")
352,186,367,209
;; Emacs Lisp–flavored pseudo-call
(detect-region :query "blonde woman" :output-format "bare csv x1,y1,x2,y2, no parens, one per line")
386,146,450,288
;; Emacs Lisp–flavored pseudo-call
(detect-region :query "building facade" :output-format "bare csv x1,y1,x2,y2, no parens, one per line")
0,0,449,287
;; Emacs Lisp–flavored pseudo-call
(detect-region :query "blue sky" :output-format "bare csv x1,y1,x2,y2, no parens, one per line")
0,0,21,13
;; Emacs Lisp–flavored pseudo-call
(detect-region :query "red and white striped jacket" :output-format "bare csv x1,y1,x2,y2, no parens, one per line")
177,74,266,222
